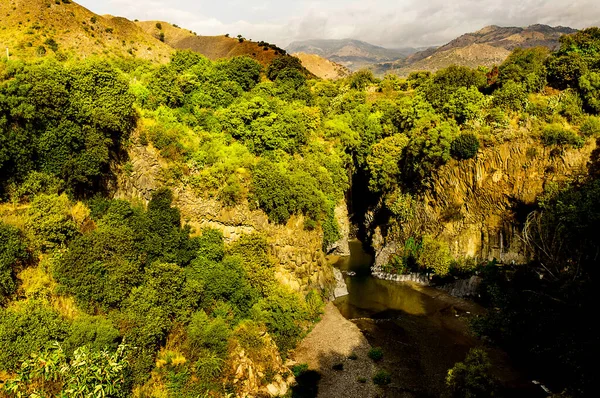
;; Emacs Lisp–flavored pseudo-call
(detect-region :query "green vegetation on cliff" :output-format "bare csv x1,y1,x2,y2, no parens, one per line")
0,21,599,397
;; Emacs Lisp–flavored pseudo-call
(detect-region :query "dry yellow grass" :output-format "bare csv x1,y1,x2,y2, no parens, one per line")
137,20,281,66
0,0,172,62
292,52,350,80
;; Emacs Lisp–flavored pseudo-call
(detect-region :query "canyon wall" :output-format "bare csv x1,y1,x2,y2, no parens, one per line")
114,143,336,296
373,138,596,267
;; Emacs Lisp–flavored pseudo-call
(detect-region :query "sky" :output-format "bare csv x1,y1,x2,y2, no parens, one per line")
76,0,600,49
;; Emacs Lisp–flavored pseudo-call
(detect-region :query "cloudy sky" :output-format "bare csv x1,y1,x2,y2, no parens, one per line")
77,0,600,49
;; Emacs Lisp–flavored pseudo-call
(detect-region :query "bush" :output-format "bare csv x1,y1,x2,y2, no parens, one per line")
0,222,29,301
451,133,480,160
368,347,383,361
581,116,600,137
4,343,131,398
26,194,78,251
417,235,452,276
0,301,68,371
64,316,120,356
292,363,309,377
540,124,584,148
372,370,391,385
446,348,498,397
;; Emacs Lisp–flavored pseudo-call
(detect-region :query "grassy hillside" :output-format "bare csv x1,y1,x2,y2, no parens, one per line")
292,52,350,80
0,0,172,62
137,21,284,66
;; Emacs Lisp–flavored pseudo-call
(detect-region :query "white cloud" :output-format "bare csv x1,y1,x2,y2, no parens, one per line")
77,0,600,48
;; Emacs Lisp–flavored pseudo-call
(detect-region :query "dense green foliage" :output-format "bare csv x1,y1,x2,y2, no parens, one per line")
5,343,130,398
0,60,135,197
0,26,599,397
0,222,28,302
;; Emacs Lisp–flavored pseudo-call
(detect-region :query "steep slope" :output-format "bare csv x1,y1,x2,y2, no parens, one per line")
292,52,350,80
0,0,172,62
287,39,410,70
136,21,283,66
375,24,576,76
372,138,596,269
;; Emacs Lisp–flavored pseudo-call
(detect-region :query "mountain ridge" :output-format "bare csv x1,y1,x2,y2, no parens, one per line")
286,38,418,70
372,24,578,76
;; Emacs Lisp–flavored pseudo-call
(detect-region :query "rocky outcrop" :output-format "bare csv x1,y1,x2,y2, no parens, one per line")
371,269,431,285
439,275,483,298
373,138,596,267
114,143,335,295
327,201,351,256
332,268,349,298
227,332,295,398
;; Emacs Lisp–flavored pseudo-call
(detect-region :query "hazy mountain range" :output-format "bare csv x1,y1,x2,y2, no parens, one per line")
290,24,577,76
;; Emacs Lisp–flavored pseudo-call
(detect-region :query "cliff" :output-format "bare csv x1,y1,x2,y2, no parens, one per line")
373,138,596,267
114,142,335,296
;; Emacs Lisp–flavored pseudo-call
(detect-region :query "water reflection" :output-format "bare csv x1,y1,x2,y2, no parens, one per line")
333,240,439,318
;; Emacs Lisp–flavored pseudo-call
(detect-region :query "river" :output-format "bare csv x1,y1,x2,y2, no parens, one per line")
331,239,543,397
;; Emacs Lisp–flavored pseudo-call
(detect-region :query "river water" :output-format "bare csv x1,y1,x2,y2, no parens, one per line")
332,240,543,397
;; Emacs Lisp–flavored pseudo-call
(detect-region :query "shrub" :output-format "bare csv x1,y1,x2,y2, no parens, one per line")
368,347,383,361
332,363,344,371
64,316,120,356
0,301,69,371
0,222,29,301
446,348,498,398
349,352,358,360
186,310,231,359
4,343,131,398
451,133,480,160
581,116,600,137
292,363,309,377
26,194,78,251
372,370,391,385
417,235,452,276
540,124,585,148
492,80,528,111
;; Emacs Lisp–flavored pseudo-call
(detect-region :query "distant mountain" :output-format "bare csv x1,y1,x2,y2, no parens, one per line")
136,21,285,66
286,39,415,70
291,53,350,80
0,0,172,62
373,24,577,76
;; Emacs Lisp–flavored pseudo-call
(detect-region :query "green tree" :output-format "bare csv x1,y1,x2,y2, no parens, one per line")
497,47,549,92
492,80,528,111
579,72,600,113
366,134,409,193
216,56,262,91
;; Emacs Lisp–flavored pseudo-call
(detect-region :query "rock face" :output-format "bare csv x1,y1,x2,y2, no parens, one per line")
373,138,596,268
227,331,295,398
114,143,336,295
326,201,351,256
332,268,349,298
440,275,483,298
